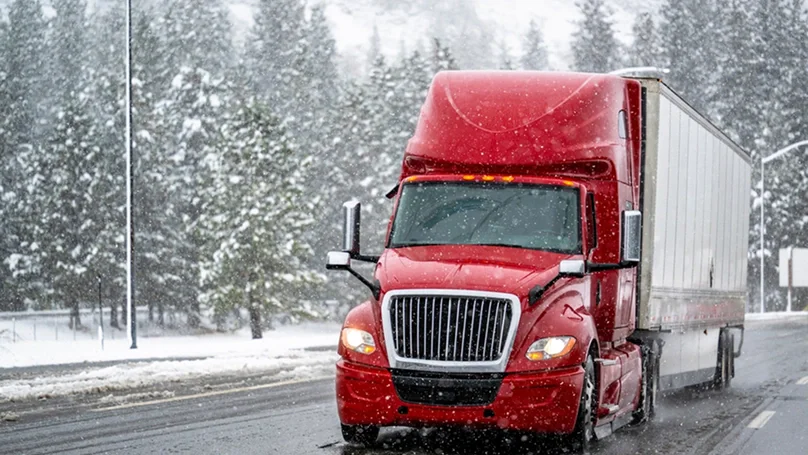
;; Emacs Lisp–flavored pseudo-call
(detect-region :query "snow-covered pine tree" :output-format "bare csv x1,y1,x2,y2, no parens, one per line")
0,15,10,311
246,0,306,113
154,0,235,327
200,100,317,339
497,39,515,70
658,0,718,112
32,0,118,327
367,25,382,74
129,9,183,327
520,19,549,71
628,12,661,68
0,1,49,312
431,38,458,74
570,0,621,73
426,0,495,69
155,66,231,328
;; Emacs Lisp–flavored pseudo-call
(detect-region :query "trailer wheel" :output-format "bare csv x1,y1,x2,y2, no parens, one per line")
341,423,379,447
567,356,596,453
714,330,732,390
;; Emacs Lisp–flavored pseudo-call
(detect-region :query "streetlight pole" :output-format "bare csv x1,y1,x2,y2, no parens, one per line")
125,0,137,348
759,140,808,313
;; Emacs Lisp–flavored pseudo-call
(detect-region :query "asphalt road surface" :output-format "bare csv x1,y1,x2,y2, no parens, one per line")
1,317,807,455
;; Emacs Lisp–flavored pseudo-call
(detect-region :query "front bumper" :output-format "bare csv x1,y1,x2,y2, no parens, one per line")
336,359,585,434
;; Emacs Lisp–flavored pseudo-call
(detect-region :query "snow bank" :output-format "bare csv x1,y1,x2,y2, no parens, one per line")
0,350,337,403
0,323,340,403
0,322,340,368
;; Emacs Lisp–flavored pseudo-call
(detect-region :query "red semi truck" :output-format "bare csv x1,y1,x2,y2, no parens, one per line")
327,71,751,450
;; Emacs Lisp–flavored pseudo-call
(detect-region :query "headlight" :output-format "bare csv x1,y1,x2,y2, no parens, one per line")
341,328,376,354
526,336,576,361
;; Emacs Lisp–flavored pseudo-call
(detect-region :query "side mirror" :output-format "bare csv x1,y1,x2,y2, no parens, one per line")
342,200,361,256
558,259,586,278
326,251,351,270
621,210,642,264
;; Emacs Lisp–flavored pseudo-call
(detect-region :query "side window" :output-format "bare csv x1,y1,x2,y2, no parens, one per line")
586,193,597,252
618,110,628,139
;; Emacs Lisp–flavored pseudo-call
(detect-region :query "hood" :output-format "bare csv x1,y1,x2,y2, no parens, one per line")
376,245,571,300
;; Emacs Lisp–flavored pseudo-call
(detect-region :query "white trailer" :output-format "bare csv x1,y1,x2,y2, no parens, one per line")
635,79,751,390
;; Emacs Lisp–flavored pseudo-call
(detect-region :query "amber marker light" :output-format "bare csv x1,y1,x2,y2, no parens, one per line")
462,175,475,181
482,175,495,181
502,176,515,182
562,180,576,187
407,176,418,182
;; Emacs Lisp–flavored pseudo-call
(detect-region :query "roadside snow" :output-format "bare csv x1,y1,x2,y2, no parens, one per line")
0,349,337,403
0,322,340,368
0,323,340,403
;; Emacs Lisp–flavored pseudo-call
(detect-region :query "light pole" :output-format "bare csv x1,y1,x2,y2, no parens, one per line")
125,0,136,348
759,140,808,313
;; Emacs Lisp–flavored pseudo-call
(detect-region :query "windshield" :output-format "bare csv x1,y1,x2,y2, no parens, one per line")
389,182,582,254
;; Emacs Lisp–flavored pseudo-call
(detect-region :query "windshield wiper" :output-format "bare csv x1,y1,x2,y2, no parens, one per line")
469,243,523,249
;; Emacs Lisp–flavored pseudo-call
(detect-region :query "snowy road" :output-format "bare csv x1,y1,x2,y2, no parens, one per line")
1,318,807,454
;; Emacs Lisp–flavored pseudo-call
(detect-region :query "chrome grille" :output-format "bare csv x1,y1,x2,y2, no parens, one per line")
389,295,513,362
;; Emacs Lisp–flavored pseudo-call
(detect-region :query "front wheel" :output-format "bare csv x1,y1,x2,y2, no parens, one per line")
632,342,660,424
341,423,379,447
567,356,596,453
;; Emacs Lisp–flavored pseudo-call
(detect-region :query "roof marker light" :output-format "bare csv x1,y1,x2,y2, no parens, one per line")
563,180,576,187
482,175,495,181
502,176,515,182
462,175,475,181
407,176,418,182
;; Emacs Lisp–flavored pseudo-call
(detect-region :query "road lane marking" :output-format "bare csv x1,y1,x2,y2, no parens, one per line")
797,376,808,385
92,376,331,413
747,410,776,429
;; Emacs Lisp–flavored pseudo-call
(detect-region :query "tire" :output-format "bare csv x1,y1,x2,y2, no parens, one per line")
632,342,659,424
341,423,379,446
567,356,596,453
714,330,732,390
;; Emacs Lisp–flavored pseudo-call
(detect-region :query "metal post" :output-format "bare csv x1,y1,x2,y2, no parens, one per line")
98,274,104,350
787,247,793,313
760,158,765,313
125,0,137,349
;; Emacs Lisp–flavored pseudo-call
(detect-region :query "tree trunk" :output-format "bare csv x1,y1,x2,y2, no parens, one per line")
187,301,201,328
110,300,119,328
158,301,164,327
249,305,262,339
70,302,81,329
121,300,127,327
148,302,154,322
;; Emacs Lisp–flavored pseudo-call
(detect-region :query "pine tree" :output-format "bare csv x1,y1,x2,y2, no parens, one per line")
520,19,549,70
659,0,717,111
628,12,661,68
367,24,382,72
1,2,49,312
431,38,458,74
200,101,317,338
246,0,306,112
497,39,515,70
570,0,621,73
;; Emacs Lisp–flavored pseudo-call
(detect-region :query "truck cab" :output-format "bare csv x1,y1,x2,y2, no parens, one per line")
327,71,748,450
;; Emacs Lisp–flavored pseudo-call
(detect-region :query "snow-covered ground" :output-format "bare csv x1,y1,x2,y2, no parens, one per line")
0,322,340,403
